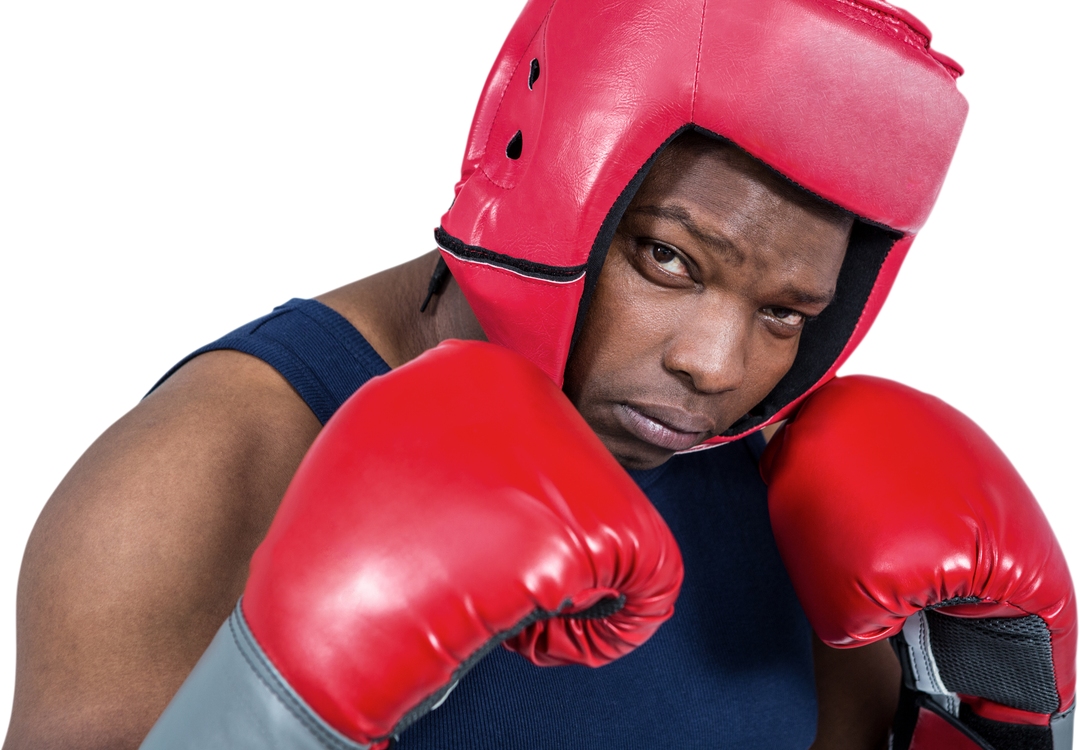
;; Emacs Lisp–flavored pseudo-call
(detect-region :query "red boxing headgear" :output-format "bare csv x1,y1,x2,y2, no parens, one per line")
438,0,967,444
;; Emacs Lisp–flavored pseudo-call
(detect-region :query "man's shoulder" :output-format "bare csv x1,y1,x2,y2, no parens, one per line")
315,254,433,370
147,346,323,449
110,344,320,543
8,348,323,749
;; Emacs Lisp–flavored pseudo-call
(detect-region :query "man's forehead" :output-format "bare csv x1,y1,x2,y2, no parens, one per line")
628,139,854,273
644,133,854,232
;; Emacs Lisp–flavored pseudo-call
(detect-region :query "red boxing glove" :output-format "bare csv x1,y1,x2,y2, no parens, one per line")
761,376,1075,750
245,338,684,736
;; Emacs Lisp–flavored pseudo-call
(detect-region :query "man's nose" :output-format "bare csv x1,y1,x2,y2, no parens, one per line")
662,296,749,394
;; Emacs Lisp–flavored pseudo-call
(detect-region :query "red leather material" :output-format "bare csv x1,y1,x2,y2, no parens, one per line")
439,253,584,387
760,376,1077,716
441,0,967,422
241,340,683,744
694,0,965,232
909,708,985,750
960,695,1051,726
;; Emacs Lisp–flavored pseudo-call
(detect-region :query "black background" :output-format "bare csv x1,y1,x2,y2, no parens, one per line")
16,2,1071,574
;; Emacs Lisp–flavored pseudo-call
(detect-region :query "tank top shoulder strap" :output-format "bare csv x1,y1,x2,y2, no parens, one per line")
148,298,391,425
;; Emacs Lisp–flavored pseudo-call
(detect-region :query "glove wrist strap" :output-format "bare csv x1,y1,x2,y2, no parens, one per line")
140,602,375,750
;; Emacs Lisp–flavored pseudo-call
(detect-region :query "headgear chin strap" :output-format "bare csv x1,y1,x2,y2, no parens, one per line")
437,0,967,444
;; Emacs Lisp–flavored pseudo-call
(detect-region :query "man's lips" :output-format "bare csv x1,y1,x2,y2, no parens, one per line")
613,403,712,452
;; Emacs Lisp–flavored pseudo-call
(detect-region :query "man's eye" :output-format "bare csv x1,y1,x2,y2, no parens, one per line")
762,306,806,327
648,245,688,276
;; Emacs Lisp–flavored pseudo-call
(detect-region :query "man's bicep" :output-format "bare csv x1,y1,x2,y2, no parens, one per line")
5,351,320,750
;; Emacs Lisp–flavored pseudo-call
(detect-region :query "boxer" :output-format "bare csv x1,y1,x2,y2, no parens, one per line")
8,0,1069,748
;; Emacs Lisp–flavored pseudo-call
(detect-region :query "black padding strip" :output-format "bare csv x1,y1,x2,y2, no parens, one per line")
561,594,626,620
927,596,983,610
927,610,1060,715
435,227,587,282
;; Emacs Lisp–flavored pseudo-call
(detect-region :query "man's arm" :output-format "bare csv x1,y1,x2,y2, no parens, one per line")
811,637,900,750
4,351,321,750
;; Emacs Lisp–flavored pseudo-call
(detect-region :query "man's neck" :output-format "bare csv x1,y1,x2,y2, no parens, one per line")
316,250,487,369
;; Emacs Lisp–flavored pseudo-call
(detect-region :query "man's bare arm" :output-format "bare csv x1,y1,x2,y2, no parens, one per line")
811,633,901,750
4,351,321,750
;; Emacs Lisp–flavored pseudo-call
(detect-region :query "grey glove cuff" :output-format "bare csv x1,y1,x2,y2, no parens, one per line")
140,600,372,750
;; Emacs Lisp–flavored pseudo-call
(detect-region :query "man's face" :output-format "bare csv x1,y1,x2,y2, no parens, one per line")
563,137,853,470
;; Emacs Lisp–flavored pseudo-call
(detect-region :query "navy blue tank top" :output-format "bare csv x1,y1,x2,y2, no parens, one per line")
159,298,818,748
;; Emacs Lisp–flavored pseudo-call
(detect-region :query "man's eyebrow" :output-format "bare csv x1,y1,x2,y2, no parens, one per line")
776,285,836,308
629,204,837,308
627,204,744,262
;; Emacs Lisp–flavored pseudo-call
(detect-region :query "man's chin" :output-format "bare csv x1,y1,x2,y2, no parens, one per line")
605,438,679,472
617,454,676,471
